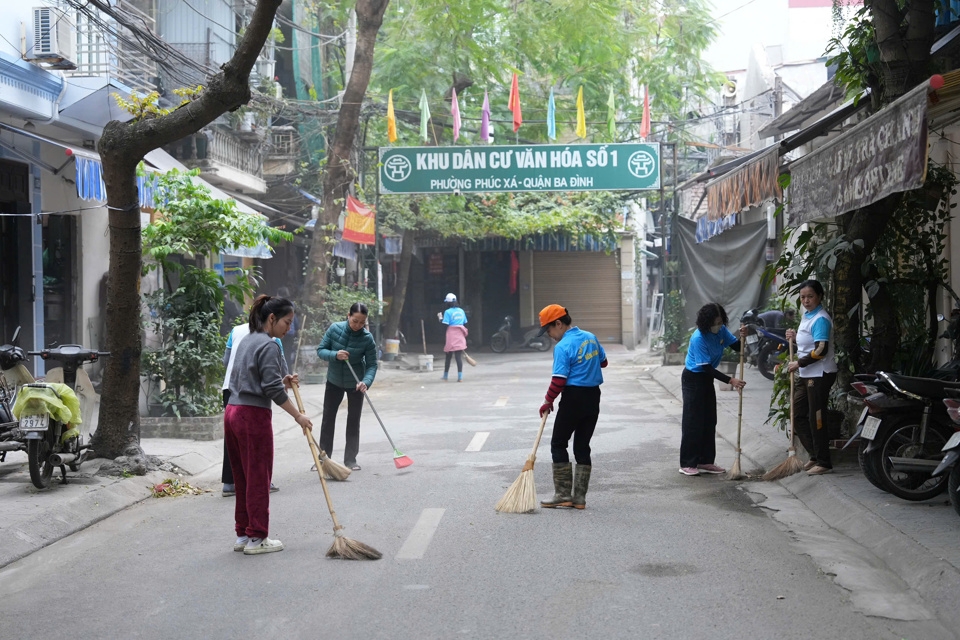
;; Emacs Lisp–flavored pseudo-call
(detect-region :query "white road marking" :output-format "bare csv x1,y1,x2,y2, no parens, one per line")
396,508,445,560
465,432,490,452
494,396,508,407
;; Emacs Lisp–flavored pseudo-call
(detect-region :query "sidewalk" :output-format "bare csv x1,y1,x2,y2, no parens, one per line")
649,362,960,629
0,371,357,569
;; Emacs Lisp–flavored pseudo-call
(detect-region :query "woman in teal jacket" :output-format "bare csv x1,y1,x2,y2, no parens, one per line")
316,303,378,470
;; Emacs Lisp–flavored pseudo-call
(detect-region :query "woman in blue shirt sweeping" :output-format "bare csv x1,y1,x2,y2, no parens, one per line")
680,303,746,476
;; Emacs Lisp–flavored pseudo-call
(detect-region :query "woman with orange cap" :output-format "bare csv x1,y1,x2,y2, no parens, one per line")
536,304,607,510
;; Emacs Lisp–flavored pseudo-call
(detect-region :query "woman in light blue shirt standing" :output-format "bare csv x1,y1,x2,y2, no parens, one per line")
680,303,746,476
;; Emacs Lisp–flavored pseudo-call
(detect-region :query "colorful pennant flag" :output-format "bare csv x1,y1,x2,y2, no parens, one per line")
640,85,651,140
607,88,616,139
481,91,491,142
419,89,431,142
575,86,586,139
386,89,397,143
508,73,522,132
342,195,376,246
451,88,461,142
547,88,557,141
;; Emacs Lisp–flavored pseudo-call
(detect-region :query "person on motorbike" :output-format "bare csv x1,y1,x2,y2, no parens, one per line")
225,295,312,555
784,280,837,476
758,308,796,328
538,304,607,510
438,293,468,382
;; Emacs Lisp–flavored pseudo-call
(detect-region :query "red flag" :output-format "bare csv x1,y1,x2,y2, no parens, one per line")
508,73,522,132
342,195,376,245
640,85,651,140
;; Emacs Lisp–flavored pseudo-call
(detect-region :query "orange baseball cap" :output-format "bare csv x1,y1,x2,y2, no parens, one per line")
537,304,568,335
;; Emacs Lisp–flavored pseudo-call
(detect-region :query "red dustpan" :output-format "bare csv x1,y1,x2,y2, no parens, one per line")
346,361,413,469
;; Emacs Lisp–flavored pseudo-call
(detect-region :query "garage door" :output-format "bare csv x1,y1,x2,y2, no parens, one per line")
532,251,622,343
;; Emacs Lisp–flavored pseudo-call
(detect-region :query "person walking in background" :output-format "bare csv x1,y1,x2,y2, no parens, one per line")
785,280,838,476
758,308,796,329
537,305,606,510
438,293,467,382
680,303,746,477
225,295,312,555
316,302,378,471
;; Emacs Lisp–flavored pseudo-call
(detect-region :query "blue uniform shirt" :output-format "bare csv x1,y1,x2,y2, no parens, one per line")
552,326,605,387
685,326,738,372
442,307,467,326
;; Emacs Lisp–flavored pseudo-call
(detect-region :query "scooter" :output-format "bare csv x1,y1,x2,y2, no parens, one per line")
852,371,960,501
0,327,109,489
490,316,551,353
755,326,789,381
934,395,960,518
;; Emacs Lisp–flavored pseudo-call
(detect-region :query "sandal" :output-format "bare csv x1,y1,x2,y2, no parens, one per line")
350,464,361,471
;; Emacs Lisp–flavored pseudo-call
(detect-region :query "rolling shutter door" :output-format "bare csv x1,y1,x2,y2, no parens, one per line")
532,251,622,343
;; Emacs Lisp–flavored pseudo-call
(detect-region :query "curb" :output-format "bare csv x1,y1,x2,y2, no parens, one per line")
649,364,960,632
1,469,180,570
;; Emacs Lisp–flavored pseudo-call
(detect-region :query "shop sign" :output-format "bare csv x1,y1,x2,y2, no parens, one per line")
379,143,660,194
788,83,928,226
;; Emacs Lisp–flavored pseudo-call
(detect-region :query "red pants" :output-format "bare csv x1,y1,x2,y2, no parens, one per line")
224,404,274,539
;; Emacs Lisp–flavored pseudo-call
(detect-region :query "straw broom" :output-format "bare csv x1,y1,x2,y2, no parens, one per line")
302,422,381,560
763,340,804,481
726,326,747,481
495,412,549,513
291,383,351,481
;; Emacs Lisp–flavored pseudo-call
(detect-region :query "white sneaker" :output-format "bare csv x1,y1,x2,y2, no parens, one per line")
243,537,284,555
234,535,249,552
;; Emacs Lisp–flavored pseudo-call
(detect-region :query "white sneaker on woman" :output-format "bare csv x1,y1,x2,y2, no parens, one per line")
243,537,284,555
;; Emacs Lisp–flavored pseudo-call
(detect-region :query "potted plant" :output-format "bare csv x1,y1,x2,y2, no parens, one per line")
658,290,688,365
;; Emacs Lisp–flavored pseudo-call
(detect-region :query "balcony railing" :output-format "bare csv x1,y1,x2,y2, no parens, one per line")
205,126,263,178
266,126,298,157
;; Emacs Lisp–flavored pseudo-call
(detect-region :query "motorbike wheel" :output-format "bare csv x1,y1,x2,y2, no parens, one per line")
27,436,54,489
536,338,551,352
757,341,780,381
857,436,887,492
490,334,508,353
949,464,960,518
877,415,951,501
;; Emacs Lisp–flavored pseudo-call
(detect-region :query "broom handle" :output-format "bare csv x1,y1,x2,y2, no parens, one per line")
788,339,796,446
292,382,334,461
421,319,427,355
345,360,399,451
736,324,745,448
530,411,549,458
296,386,344,531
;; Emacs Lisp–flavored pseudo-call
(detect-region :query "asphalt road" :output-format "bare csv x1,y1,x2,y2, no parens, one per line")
0,349,954,639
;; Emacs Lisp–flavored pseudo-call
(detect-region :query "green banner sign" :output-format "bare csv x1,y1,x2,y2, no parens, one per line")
378,143,660,194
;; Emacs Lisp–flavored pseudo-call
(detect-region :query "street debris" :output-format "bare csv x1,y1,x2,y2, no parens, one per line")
150,478,204,498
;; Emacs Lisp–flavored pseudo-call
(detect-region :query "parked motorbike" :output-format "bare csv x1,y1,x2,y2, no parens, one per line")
934,395,960,518
0,327,109,489
490,316,551,353
852,371,960,501
738,308,792,380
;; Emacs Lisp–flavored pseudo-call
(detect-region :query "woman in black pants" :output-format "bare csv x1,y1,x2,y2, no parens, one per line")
679,303,746,476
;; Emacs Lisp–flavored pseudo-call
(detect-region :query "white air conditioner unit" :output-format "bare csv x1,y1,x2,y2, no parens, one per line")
30,7,76,70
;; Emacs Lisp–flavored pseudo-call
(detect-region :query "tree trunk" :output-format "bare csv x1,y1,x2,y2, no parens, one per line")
305,0,390,312
383,226,416,340
92,0,283,460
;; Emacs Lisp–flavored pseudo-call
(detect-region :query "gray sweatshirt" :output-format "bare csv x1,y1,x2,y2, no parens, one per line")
227,331,289,409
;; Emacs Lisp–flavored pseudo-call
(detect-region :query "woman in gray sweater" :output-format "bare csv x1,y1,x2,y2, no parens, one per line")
226,295,312,555
317,302,378,470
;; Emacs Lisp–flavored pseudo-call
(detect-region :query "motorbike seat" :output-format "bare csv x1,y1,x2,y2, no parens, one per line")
880,371,960,400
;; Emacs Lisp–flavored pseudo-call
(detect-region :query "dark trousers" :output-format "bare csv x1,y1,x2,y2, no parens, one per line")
222,390,233,484
224,404,274,539
680,369,717,468
551,386,601,465
793,372,837,468
444,351,463,373
319,382,364,466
